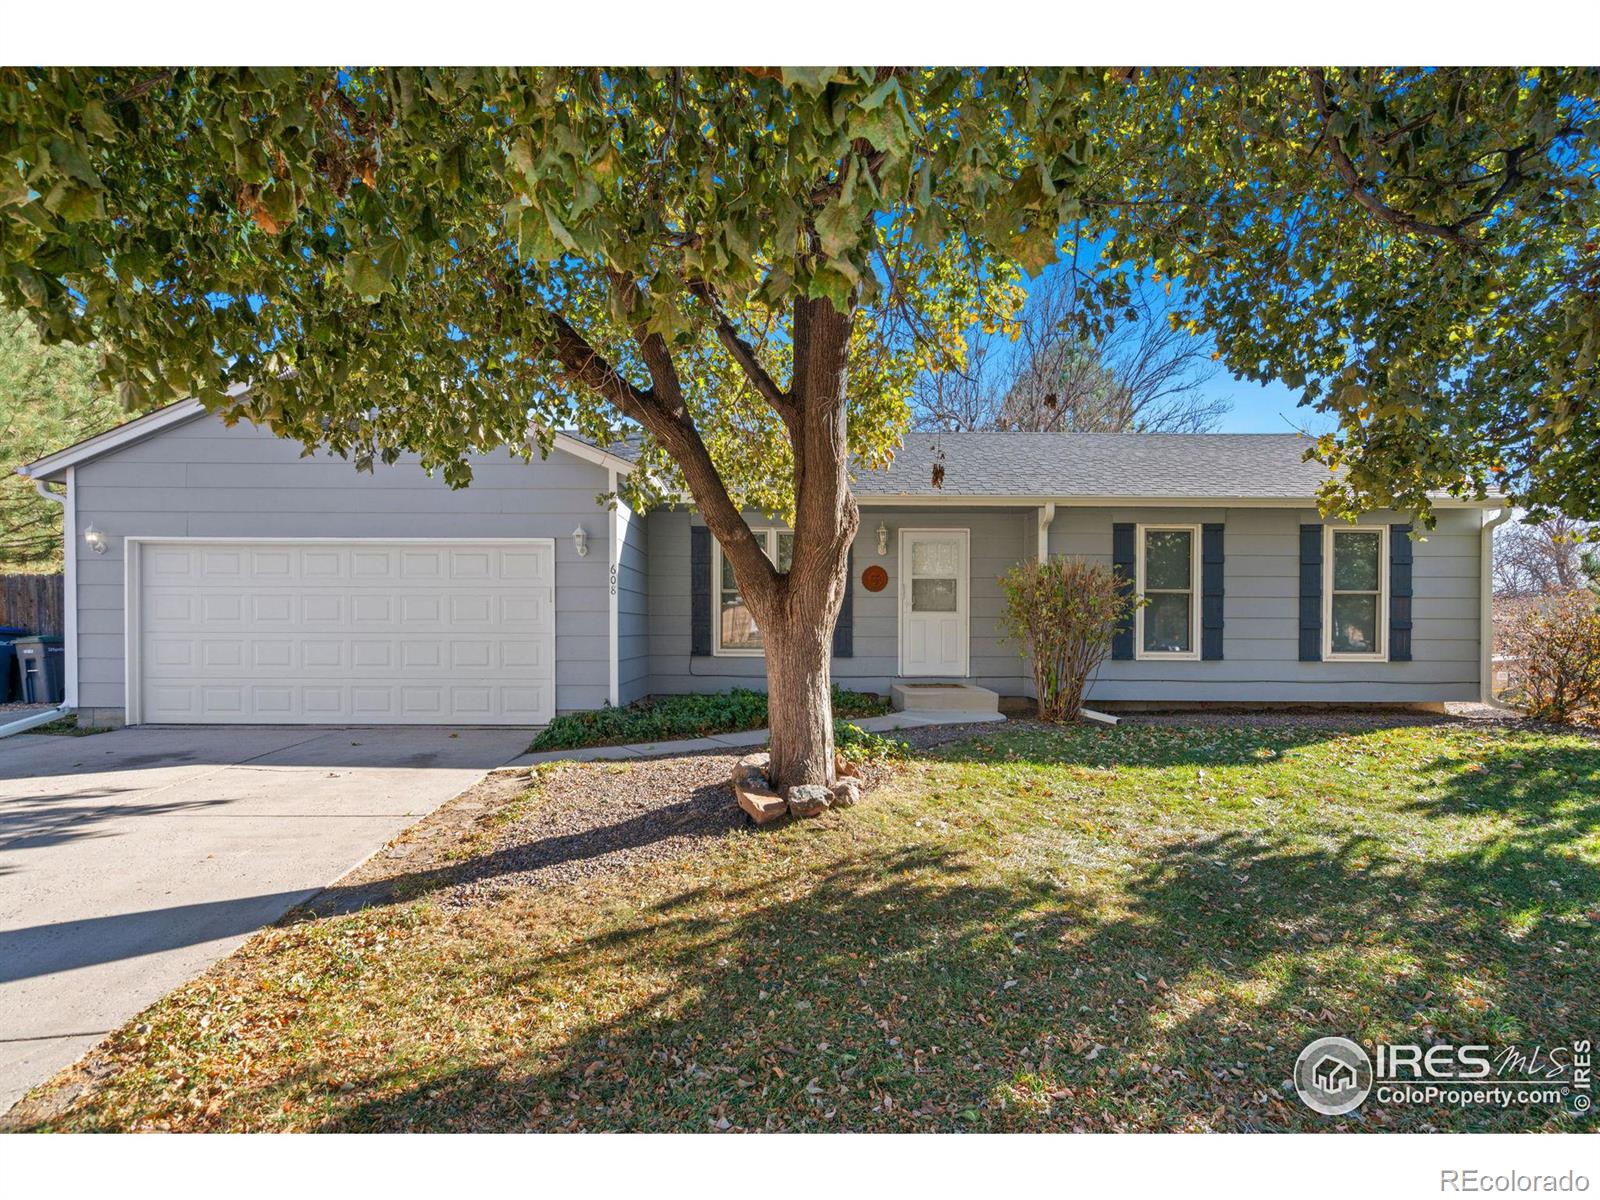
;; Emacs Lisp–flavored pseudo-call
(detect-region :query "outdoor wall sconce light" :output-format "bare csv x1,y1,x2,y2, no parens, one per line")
572,525,589,557
84,524,109,555
876,521,889,556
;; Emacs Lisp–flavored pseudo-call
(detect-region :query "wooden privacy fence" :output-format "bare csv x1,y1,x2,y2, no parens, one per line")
0,574,64,634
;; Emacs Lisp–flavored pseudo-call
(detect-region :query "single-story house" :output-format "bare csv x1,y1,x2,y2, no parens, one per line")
19,401,1507,727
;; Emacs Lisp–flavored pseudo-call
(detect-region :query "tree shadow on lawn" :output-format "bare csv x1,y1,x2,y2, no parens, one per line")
301,775,745,917
306,733,1597,1133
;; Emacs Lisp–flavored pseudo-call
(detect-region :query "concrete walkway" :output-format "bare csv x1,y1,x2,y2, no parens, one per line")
501,708,1005,768
0,724,530,1115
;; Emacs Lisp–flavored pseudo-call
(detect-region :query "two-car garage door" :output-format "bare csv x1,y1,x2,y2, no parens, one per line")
130,539,555,725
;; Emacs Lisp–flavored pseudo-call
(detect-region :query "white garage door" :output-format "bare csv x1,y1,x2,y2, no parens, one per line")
131,539,555,725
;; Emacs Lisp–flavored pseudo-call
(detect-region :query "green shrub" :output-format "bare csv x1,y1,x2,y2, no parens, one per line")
833,719,909,766
998,557,1133,722
529,687,891,752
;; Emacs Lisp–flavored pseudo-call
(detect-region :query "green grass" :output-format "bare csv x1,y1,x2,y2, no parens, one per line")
21,721,1598,1133
528,687,891,752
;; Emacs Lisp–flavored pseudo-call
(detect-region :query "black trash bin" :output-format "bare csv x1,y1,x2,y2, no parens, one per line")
0,625,28,703
14,635,65,705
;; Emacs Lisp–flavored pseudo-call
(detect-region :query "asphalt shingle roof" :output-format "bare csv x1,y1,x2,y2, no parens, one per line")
849,431,1333,499
581,428,1339,501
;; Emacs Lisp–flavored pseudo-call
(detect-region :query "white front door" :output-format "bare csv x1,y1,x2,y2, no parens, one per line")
899,529,970,677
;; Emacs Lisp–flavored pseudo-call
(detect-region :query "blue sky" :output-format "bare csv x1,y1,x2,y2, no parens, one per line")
1210,376,1334,435
1009,237,1340,437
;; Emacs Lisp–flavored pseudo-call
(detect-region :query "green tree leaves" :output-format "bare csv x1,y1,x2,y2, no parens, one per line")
0,67,1058,519
0,67,1593,523
1080,67,1600,521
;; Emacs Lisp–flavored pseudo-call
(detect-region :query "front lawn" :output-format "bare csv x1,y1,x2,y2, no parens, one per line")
527,686,891,752
15,720,1597,1133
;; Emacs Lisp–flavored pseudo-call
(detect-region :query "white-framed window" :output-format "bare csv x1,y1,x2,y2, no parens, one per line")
712,529,794,656
1324,524,1388,660
1135,524,1201,660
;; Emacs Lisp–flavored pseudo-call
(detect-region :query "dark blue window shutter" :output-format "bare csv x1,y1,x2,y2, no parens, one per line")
690,525,712,657
832,546,854,658
1112,523,1136,661
1201,523,1225,661
1389,523,1413,662
1299,524,1323,662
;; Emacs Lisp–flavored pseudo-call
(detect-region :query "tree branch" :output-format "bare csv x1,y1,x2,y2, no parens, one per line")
1307,68,1484,255
544,312,657,426
543,309,778,599
687,279,799,430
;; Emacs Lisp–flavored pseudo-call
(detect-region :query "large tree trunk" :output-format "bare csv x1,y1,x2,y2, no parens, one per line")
758,295,859,789
551,285,861,792
763,614,838,788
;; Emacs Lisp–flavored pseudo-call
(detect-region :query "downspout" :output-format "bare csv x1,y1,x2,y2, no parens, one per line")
1479,505,1514,708
606,467,620,708
0,471,75,735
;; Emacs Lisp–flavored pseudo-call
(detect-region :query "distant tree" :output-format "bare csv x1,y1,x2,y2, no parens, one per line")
1494,516,1600,597
914,270,1228,433
0,307,124,570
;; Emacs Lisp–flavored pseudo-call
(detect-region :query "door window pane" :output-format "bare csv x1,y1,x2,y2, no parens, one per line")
1331,593,1379,655
1333,531,1381,591
1144,530,1193,590
1143,592,1193,654
911,577,957,612
911,540,957,577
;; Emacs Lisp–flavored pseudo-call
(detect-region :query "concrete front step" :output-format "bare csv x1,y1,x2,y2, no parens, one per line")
890,682,1000,714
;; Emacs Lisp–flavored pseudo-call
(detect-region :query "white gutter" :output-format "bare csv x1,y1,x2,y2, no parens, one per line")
1479,506,1514,707
854,493,1508,509
0,704,72,738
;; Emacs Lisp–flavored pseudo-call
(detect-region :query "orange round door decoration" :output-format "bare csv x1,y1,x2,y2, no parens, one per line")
862,564,889,592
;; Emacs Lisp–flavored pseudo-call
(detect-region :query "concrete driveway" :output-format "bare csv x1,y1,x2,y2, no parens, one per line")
0,724,531,1115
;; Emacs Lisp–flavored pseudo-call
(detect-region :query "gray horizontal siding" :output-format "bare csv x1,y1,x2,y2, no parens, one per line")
645,506,1033,698
72,412,614,717
642,502,1485,705
1049,505,1483,702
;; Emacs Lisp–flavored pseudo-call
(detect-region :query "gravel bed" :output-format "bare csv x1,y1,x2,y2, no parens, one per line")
444,752,748,905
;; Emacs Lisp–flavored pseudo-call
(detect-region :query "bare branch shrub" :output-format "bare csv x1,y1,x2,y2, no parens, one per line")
999,558,1133,722
1498,590,1600,722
